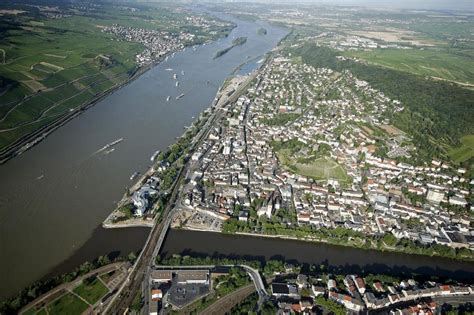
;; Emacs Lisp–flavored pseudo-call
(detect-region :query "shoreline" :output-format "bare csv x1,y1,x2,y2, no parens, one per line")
0,61,150,165
172,226,474,263
0,37,224,165
101,69,247,229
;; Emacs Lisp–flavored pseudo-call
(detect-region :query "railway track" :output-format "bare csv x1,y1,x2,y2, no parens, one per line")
105,69,261,314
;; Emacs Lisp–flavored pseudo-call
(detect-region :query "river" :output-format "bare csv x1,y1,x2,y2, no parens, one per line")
161,229,474,282
2,8,473,302
0,12,287,300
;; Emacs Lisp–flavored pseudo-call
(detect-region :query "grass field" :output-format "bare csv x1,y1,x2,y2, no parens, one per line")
344,48,474,86
72,277,109,305
277,149,351,187
23,307,47,315
46,293,89,315
448,135,474,164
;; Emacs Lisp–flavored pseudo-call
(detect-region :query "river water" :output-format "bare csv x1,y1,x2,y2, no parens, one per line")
0,13,287,300
161,230,474,282
2,9,473,302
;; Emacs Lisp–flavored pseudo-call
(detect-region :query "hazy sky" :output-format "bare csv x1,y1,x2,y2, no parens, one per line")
221,0,474,11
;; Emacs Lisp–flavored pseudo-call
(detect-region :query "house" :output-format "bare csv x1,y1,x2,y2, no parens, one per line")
271,283,299,298
151,289,162,301
176,270,209,285
327,279,337,291
238,210,249,222
296,274,308,288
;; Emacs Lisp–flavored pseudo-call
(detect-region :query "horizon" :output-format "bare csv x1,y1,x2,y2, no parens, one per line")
198,0,474,12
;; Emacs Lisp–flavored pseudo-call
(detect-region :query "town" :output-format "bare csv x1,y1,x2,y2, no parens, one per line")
102,15,233,66
165,52,473,258
144,258,474,314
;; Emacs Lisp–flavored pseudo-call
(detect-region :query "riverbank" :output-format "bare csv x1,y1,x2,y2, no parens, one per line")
232,230,474,263
0,58,155,165
173,224,474,263
160,229,474,282
0,31,230,166
102,72,250,229
18,261,131,315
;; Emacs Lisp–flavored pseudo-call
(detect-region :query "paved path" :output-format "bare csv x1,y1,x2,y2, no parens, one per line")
19,262,126,314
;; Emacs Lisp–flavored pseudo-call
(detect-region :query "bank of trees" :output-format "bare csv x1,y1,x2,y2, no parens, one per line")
0,253,137,314
222,216,474,262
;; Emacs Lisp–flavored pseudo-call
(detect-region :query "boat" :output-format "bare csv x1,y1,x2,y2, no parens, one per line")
257,58,264,64
96,138,123,154
175,81,179,87
165,68,173,71
150,150,161,162
130,171,140,181
36,174,44,180
176,93,185,100
105,148,115,155
166,96,171,102
173,73,177,80
181,70,185,76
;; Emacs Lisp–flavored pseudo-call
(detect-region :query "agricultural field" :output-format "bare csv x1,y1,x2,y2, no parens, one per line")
72,277,109,305
0,1,232,151
344,48,474,86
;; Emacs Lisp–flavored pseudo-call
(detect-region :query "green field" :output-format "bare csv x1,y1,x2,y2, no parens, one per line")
72,277,109,305
0,13,142,149
344,48,474,86
277,149,351,186
0,2,232,151
448,135,474,164
46,293,89,315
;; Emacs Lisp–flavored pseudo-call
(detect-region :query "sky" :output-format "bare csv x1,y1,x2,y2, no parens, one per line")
216,0,474,11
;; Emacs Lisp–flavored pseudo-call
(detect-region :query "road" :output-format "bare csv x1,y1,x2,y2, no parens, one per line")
104,70,261,314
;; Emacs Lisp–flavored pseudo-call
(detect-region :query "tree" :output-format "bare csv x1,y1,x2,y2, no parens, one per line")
382,233,397,247
127,252,137,263
97,255,110,266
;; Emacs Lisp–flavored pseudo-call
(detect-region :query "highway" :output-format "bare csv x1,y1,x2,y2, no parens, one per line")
104,70,262,314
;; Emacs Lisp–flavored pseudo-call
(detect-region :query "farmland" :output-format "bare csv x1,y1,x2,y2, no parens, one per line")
344,48,474,86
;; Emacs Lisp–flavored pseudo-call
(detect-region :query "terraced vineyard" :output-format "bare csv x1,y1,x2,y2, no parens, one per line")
0,1,232,154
